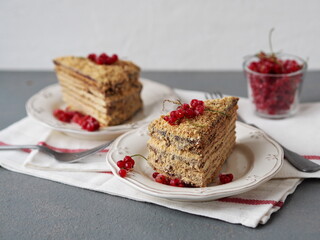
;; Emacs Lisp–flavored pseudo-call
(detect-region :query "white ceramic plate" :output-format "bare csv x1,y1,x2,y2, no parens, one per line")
106,122,283,201
26,78,177,140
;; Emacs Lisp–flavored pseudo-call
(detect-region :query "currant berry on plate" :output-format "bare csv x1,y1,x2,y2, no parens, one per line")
53,109,100,131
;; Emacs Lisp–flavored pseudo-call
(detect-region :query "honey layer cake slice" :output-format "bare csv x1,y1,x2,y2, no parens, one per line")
147,96,239,187
53,55,143,126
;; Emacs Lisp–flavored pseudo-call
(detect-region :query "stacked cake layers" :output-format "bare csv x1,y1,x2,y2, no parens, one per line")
147,97,239,187
53,56,143,126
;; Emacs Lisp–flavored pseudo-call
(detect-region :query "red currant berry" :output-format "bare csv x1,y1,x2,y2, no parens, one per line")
155,174,163,183
163,115,170,122
97,53,108,64
197,100,204,106
124,161,134,170
168,117,179,125
53,109,73,123
181,103,190,110
117,160,125,169
96,57,105,65
170,110,178,120
155,174,168,184
110,54,118,63
119,169,127,178
123,156,133,162
152,172,159,178
194,105,205,116
185,108,196,118
100,53,108,58
71,112,84,125
190,99,199,108
248,61,259,72
104,57,114,65
87,53,97,62
176,108,185,118
80,116,100,131
130,159,135,167
219,173,234,184
169,178,180,186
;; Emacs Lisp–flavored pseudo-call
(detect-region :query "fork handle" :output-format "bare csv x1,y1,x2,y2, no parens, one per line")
0,145,40,150
282,147,320,172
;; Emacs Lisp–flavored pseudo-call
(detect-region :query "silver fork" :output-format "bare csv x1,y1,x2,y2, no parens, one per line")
0,141,113,163
206,91,320,172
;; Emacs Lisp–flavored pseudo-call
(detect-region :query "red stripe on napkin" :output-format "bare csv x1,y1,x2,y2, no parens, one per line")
304,155,320,160
38,141,109,153
218,197,284,207
0,141,32,153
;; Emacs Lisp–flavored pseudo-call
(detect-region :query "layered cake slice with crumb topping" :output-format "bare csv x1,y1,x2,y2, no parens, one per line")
147,97,239,187
53,54,143,126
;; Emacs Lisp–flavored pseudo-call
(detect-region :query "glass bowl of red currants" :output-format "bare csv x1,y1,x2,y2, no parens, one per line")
243,52,307,119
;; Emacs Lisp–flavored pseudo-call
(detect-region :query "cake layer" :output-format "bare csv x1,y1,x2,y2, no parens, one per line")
58,72,142,110
147,130,236,187
55,65,141,96
63,88,142,126
149,111,237,155
147,126,235,170
148,122,235,161
53,56,140,86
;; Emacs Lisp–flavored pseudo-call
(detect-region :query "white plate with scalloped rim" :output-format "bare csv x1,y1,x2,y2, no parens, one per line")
106,122,283,201
26,78,177,140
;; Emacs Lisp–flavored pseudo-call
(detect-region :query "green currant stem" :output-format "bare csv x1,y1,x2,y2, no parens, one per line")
162,99,183,111
267,28,284,67
130,154,148,161
183,118,205,128
205,108,228,116
190,122,206,128
269,28,275,55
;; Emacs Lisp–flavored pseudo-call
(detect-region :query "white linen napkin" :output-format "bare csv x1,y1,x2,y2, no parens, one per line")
0,88,319,228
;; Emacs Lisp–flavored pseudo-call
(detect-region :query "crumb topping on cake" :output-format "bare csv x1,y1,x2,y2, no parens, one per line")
148,97,239,139
53,56,140,84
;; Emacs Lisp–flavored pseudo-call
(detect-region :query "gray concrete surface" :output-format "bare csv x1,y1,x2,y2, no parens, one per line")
0,71,320,240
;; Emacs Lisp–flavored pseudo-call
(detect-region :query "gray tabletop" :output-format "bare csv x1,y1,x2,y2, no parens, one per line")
0,71,320,240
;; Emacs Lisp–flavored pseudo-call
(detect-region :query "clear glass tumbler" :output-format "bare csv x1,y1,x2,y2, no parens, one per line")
243,53,307,119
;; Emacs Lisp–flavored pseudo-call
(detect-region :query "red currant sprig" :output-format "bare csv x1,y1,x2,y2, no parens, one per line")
249,29,302,74
87,53,118,65
116,154,147,178
219,173,234,184
53,109,100,131
163,99,205,125
152,172,187,187
249,52,302,74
